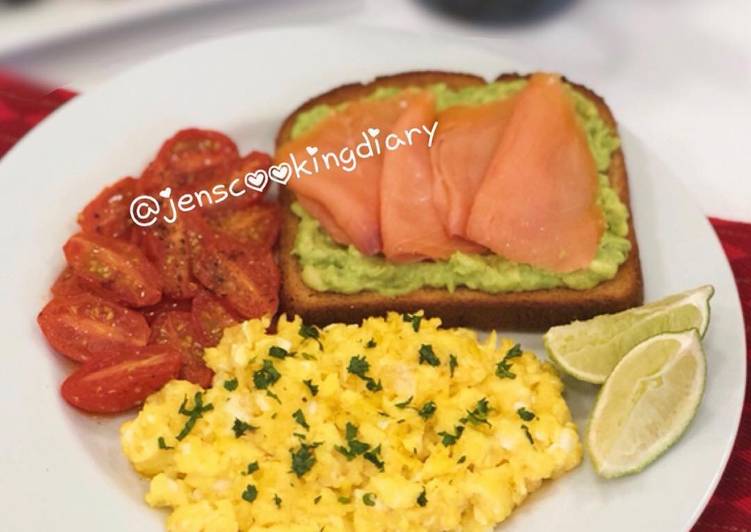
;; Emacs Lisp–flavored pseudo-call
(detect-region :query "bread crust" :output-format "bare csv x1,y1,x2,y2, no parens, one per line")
276,71,643,330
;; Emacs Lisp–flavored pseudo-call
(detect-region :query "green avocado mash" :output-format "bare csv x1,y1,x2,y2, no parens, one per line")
289,81,631,296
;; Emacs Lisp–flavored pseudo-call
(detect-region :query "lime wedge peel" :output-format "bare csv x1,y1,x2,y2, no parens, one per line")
544,285,714,384
586,329,706,478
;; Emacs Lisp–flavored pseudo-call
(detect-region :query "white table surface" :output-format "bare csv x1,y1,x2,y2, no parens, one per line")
1,0,749,221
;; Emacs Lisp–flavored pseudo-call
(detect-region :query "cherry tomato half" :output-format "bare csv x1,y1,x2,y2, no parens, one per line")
187,219,279,320
140,215,198,300
205,201,281,250
63,232,163,307
141,129,239,192
77,176,138,240
184,151,272,212
150,310,213,388
141,297,193,325
50,267,86,298
191,290,239,347
60,345,182,414
37,293,150,362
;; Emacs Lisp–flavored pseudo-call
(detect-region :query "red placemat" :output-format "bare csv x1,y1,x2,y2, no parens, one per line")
1,72,748,531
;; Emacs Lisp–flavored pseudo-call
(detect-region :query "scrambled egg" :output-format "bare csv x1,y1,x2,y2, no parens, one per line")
121,313,581,532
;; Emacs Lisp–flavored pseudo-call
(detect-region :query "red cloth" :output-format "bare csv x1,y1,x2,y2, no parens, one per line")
1,72,749,530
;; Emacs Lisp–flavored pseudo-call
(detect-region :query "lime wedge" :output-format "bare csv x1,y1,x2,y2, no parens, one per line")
586,330,706,478
544,285,713,383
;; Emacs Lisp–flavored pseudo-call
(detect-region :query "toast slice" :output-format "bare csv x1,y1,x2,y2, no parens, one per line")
276,71,643,330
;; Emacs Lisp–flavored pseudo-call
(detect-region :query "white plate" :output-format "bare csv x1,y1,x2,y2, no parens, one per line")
0,26,745,532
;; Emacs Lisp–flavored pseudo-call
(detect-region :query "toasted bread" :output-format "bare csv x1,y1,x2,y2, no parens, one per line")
276,71,643,330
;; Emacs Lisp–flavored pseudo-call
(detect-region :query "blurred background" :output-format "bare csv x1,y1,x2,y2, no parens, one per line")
0,0,749,218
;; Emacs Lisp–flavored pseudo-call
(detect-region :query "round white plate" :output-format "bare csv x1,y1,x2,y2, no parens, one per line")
0,26,745,532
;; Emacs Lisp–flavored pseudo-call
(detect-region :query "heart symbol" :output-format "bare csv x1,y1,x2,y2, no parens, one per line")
306,145,319,156
158,187,172,199
268,163,292,185
368,128,380,137
244,169,269,192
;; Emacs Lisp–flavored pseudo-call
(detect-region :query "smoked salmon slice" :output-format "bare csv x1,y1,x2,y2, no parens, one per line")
381,91,483,262
466,73,603,273
431,96,517,237
276,96,406,255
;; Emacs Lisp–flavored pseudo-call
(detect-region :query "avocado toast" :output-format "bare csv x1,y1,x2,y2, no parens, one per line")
275,71,643,329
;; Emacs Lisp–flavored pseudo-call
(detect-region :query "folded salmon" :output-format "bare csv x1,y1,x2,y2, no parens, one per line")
466,73,603,273
276,96,405,255
431,96,517,237
381,91,482,262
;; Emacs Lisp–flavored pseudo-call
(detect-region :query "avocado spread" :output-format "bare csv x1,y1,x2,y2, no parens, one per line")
289,81,631,296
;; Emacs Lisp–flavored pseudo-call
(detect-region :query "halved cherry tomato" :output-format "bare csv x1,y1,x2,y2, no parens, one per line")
141,297,193,325
37,293,150,362
187,219,279,319
141,129,239,192
205,202,281,249
150,310,214,388
191,290,239,347
60,345,182,414
50,266,127,301
50,267,86,297
140,215,198,300
63,232,163,307
77,176,137,240
185,151,272,212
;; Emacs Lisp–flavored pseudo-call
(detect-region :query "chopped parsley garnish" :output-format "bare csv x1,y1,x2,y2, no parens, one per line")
336,422,370,459
457,456,467,464
402,312,422,332
299,324,323,349
232,418,257,438
246,461,259,475
417,401,437,420
416,488,428,507
269,345,291,359
176,392,214,441
266,390,281,404
418,344,440,366
336,423,384,471
303,379,319,396
290,441,320,478
517,407,536,421
438,425,465,447
273,494,282,508
338,496,351,504
242,484,257,503
363,445,385,471
293,408,310,430
347,355,382,392
301,353,317,361
395,396,413,409
449,354,458,377
223,378,239,391
366,338,377,349
253,359,281,389
522,424,534,444
461,398,492,427
495,343,523,379
363,492,376,506
347,355,370,376
157,437,172,450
